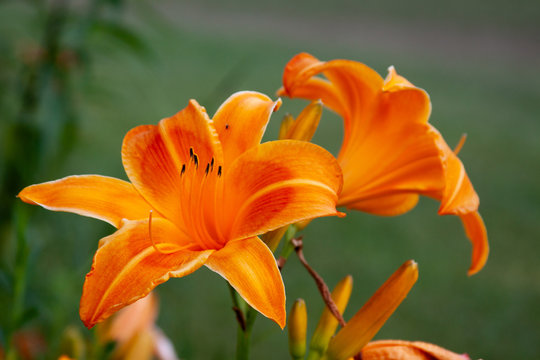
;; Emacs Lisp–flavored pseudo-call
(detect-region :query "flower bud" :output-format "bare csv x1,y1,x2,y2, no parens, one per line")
280,100,323,141
289,299,308,360
326,260,418,360
307,275,353,360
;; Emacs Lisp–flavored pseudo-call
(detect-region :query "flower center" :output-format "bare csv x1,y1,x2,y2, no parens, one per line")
179,147,225,250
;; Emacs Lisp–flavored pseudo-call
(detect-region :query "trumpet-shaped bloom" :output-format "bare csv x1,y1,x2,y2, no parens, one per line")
19,91,343,328
278,53,488,275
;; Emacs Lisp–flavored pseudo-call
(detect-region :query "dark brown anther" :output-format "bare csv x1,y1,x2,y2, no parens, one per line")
210,157,215,171
225,124,229,130
217,166,222,177
193,154,199,169
189,147,194,159
205,163,210,175
181,164,186,175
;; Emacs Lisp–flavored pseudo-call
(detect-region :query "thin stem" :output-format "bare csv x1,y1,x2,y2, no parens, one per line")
229,284,257,360
6,204,30,359
277,225,298,270
292,237,346,327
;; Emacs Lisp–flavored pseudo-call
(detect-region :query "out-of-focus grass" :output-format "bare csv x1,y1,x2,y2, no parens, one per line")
1,1,539,359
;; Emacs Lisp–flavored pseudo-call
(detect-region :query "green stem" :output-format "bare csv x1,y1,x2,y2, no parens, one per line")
236,307,257,360
229,284,257,360
277,225,298,269
5,204,30,359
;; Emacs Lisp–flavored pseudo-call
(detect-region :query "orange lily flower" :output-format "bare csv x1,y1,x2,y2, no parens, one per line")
19,91,343,328
359,340,470,360
278,53,488,275
99,292,179,360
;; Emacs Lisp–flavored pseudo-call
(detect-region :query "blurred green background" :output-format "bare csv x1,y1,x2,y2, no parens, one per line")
1,0,539,359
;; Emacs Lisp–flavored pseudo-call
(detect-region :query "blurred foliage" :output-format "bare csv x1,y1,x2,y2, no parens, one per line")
0,0,539,359
0,0,150,357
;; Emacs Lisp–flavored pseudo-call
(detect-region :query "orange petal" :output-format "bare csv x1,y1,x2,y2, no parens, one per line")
461,212,489,276
344,193,419,217
223,140,343,240
205,236,286,328
327,261,418,360
80,218,213,328
436,139,479,215
122,100,222,224
18,175,152,228
362,340,470,360
213,91,281,165
434,135,488,274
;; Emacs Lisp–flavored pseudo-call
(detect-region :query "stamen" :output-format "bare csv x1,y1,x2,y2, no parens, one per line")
454,133,467,155
193,154,199,169
210,157,215,171
205,163,210,175
217,166,222,177
181,164,186,176
189,147,194,159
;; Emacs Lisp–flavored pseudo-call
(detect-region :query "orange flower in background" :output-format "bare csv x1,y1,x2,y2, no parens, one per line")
19,91,343,328
99,292,178,360
278,53,488,275
359,340,470,360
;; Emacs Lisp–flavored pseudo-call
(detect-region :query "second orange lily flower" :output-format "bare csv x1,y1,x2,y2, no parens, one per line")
278,53,488,275
19,91,344,328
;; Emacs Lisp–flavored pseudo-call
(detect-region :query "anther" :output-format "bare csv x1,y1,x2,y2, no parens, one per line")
225,124,229,130
181,164,186,175
189,147,194,159
205,163,210,175
210,157,215,171
193,154,199,169
217,166,222,177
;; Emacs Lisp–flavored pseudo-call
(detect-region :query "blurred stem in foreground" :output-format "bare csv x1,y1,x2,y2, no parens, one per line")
5,203,30,360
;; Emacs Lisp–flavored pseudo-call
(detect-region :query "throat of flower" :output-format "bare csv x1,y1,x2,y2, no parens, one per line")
179,149,225,250
148,210,191,254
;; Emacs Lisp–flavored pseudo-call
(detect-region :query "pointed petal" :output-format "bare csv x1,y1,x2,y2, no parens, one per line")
461,212,489,276
223,140,343,240
205,236,286,328
18,175,152,228
434,136,488,275
80,218,213,328
213,91,281,165
327,261,418,360
122,100,222,224
437,140,479,215
362,340,470,360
